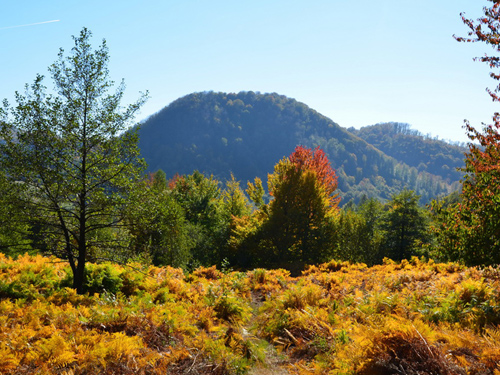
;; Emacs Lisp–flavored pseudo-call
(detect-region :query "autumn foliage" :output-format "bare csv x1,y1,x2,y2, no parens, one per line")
288,146,340,207
455,1,500,102
432,0,500,264
2,254,500,374
230,146,340,270
457,119,500,263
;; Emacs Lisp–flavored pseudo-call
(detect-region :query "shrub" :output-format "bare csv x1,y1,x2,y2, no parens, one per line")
60,263,123,295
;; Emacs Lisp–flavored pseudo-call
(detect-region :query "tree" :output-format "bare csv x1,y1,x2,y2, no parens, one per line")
246,177,265,209
266,156,337,264
288,146,340,207
379,190,429,261
126,175,191,268
170,171,224,266
232,146,340,270
151,169,168,190
335,209,370,263
441,0,500,264
0,28,147,294
217,175,253,264
0,171,33,257
332,197,385,265
455,1,500,104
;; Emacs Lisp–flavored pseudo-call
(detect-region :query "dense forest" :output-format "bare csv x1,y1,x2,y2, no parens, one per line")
351,122,466,182
138,92,462,205
1,0,500,372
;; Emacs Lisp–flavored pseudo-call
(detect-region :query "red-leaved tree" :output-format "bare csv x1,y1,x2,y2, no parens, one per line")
288,146,340,208
230,146,341,270
444,0,500,264
262,146,340,267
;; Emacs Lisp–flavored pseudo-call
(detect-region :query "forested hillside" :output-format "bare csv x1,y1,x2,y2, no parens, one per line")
351,122,466,182
138,91,461,205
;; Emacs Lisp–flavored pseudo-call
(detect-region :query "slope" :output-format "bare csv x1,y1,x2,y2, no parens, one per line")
138,91,461,204
351,122,466,182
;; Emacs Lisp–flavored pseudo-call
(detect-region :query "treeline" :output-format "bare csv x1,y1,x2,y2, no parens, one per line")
120,164,435,273
1,23,499,296
0,138,493,279
0,143,459,274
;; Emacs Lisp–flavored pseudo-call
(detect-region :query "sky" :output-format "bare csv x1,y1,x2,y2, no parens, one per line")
1,0,498,144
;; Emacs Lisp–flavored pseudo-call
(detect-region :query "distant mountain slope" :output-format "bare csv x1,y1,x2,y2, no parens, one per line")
351,122,466,182
138,91,461,205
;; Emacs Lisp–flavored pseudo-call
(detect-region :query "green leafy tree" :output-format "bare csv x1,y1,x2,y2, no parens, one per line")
427,194,463,263
357,197,385,264
266,159,336,265
232,146,339,270
246,177,265,209
151,169,168,190
0,171,33,257
429,124,500,265
217,174,253,263
220,174,252,221
126,175,191,268
335,209,369,263
380,190,429,261
271,147,339,263
0,28,147,294
171,171,224,266
334,198,384,265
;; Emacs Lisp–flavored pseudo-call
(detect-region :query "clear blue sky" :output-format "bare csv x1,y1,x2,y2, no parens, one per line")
1,0,497,143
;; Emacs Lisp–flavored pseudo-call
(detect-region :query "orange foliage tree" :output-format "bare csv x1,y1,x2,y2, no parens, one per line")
232,146,340,270
288,146,340,207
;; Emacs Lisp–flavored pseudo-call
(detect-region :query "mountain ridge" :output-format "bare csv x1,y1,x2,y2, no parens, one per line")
137,91,463,205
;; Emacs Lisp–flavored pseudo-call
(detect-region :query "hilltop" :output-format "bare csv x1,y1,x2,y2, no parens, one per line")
351,122,466,183
138,91,463,204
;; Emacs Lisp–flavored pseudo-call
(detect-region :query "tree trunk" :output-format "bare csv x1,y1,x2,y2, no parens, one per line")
75,188,87,295
73,258,86,294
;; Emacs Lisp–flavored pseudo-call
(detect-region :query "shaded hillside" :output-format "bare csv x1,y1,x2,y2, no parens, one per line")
351,122,466,182
138,91,460,204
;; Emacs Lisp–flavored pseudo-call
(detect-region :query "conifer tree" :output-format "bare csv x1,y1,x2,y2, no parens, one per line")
380,190,429,261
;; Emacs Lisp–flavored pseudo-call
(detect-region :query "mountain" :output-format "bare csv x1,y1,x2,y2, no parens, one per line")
138,91,462,205
350,122,466,183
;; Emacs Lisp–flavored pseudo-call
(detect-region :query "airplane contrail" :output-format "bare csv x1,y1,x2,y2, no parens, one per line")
0,20,60,30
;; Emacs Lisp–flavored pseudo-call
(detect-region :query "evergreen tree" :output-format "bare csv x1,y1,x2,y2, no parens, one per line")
380,190,429,261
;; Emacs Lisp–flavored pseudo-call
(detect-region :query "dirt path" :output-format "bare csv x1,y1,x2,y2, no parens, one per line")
245,291,291,375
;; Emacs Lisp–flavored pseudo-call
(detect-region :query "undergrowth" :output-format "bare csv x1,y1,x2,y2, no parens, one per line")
1,253,500,374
